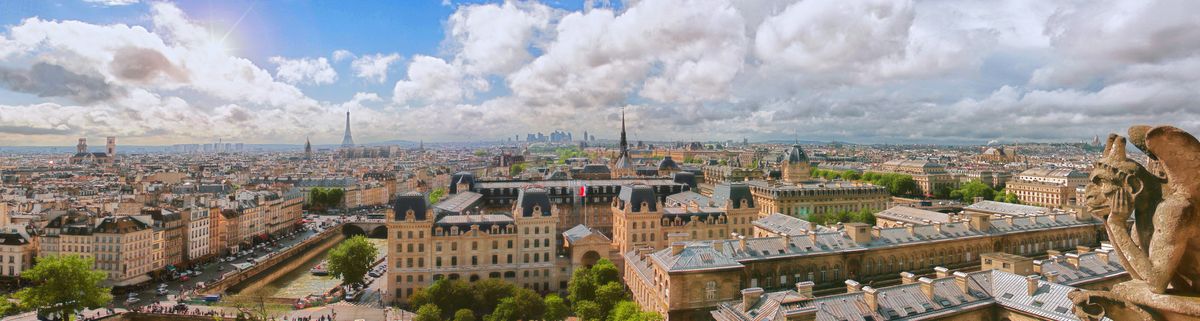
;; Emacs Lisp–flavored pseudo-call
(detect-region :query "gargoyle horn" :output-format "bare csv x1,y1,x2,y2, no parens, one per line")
1146,126,1200,195
1104,134,1119,157
1108,135,1129,162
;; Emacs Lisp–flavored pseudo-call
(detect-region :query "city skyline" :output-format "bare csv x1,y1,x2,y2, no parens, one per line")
0,0,1197,146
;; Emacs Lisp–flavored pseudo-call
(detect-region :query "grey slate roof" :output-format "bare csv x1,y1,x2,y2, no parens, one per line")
515,187,552,217
753,213,829,236
650,241,743,272
876,206,952,225
617,185,658,212
712,182,754,209
964,201,1055,217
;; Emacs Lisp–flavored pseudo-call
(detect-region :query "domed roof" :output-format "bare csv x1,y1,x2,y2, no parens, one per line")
784,144,808,163
658,156,679,170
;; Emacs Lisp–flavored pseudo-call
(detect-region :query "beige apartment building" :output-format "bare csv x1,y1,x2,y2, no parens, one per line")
1005,168,1087,208
40,213,156,286
747,180,890,218
623,208,1102,320
387,187,564,304
611,183,759,258
0,226,35,278
878,160,960,196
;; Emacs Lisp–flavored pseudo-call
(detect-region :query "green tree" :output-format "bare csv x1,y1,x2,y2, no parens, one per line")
415,304,443,321
543,295,569,321
568,267,598,303
574,300,603,321
853,208,876,225
471,279,518,316
485,298,518,321
951,180,996,203
474,149,488,157
326,235,378,285
509,163,525,176
594,282,625,318
933,185,954,199
429,187,447,203
510,288,546,320
410,279,473,319
806,212,828,225
841,170,862,180
592,259,621,285
609,301,661,321
454,308,477,321
14,255,111,319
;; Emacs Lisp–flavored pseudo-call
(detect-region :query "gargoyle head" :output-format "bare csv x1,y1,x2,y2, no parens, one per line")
1084,133,1159,221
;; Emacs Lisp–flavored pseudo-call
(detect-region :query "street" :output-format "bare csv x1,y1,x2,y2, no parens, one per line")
121,214,347,309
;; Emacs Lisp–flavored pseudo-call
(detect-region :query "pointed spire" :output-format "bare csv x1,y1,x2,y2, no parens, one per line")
341,109,355,147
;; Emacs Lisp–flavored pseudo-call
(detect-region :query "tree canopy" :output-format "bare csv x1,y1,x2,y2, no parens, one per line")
326,235,378,285
307,187,345,211
950,180,995,203
566,258,661,321
429,187,447,203
14,255,111,319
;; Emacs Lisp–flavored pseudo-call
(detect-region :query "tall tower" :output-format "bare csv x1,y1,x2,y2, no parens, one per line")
76,138,87,154
613,108,632,174
304,136,313,159
105,137,116,157
341,111,355,148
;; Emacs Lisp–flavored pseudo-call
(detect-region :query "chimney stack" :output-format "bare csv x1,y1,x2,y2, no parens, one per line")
1065,253,1081,269
1033,260,1043,273
935,266,950,278
900,272,918,284
782,234,792,247
1026,275,1041,296
795,281,815,299
933,222,943,234
1095,248,1111,263
670,242,686,256
741,288,764,312
952,271,970,294
845,279,863,293
862,286,879,312
1044,271,1059,283
918,277,936,301
738,235,748,252
1076,245,1090,254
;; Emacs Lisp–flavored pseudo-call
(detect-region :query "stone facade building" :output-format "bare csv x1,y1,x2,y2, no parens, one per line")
747,180,890,218
623,210,1102,320
878,160,960,196
386,188,566,304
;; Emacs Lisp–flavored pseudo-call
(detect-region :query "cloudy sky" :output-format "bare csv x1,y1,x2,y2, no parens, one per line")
0,0,1197,146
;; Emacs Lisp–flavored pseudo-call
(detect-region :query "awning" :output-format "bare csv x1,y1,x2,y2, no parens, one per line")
108,274,152,287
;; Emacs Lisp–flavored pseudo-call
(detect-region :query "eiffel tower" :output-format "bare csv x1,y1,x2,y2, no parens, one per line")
341,111,355,147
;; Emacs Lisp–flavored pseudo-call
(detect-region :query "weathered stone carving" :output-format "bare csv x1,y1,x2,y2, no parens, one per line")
1070,125,1200,321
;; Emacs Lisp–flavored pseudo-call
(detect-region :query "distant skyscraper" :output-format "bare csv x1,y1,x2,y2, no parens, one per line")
341,111,355,147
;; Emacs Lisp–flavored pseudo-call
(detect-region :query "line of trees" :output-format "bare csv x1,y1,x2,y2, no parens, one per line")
944,180,1021,204
810,168,919,196
410,258,660,321
806,208,876,226
307,187,345,211
411,278,560,321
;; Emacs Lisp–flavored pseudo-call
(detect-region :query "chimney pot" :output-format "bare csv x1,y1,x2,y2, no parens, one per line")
934,266,950,278
900,272,917,284
1044,271,1059,283
1076,245,1090,254
952,271,970,294
1065,253,1081,269
795,281,815,299
845,279,863,293
1026,275,1042,296
918,277,936,301
862,286,879,312
741,287,764,312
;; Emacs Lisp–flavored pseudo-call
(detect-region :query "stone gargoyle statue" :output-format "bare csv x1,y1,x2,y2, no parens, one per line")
1070,125,1200,321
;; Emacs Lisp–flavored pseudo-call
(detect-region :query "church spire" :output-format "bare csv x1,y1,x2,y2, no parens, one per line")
619,107,628,156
